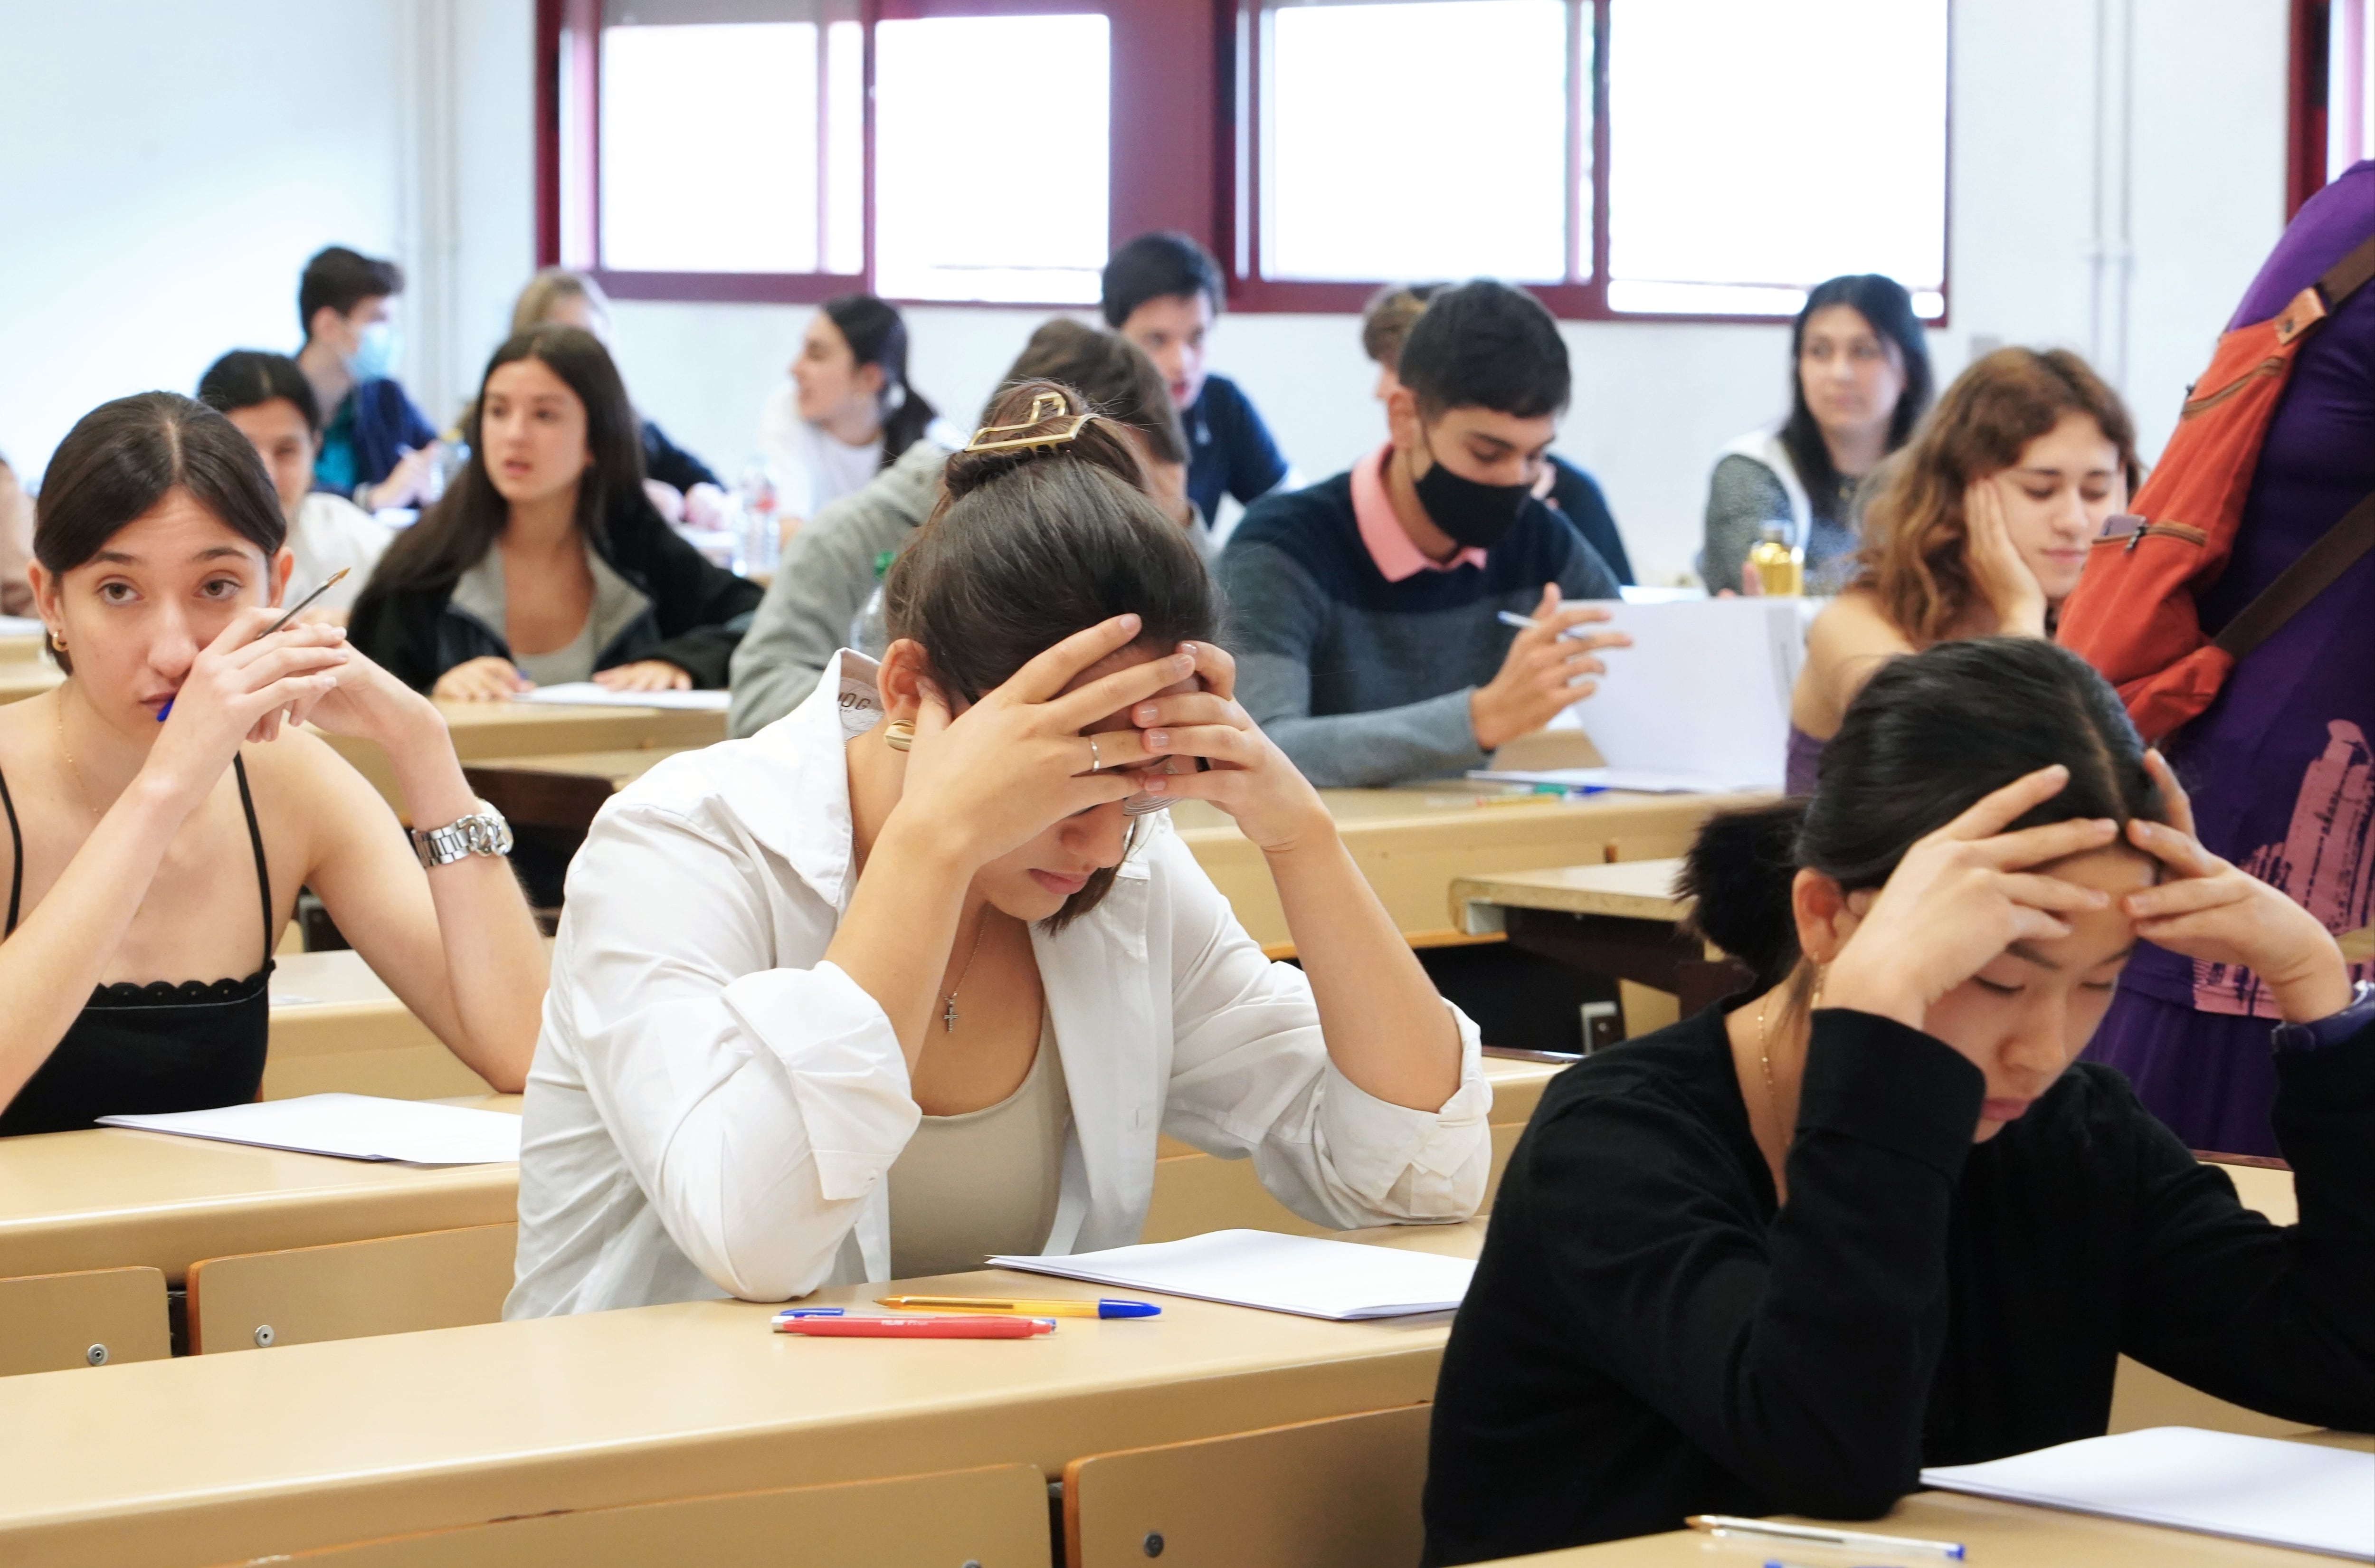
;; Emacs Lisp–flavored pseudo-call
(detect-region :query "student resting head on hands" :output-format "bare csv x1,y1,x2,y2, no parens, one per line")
758,294,946,539
197,350,393,624
1704,274,1934,596
1787,346,2138,793
1218,279,1629,789
0,393,548,1134
1422,637,2374,1564
505,379,1492,1317
347,324,762,701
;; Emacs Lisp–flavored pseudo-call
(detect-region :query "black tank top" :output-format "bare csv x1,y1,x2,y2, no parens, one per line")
0,756,275,1137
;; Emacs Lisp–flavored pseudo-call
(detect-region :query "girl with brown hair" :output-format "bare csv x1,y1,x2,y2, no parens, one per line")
1787,347,2140,793
507,380,1491,1318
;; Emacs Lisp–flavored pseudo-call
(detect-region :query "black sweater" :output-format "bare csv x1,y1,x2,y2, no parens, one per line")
1421,1004,2375,1565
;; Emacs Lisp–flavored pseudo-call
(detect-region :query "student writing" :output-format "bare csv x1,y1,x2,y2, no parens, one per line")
506,380,1490,1316
348,325,761,699
0,393,544,1134
1218,279,1627,788
1423,637,2375,1563
1789,347,2137,792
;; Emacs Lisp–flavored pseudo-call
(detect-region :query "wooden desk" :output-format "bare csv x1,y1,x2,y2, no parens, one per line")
1452,857,1753,1018
321,699,723,811
0,1098,520,1287
0,661,62,705
461,747,684,838
266,953,495,1102
0,631,44,666
0,1221,1480,1567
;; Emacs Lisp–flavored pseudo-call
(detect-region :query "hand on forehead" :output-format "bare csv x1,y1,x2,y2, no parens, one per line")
1065,643,1198,738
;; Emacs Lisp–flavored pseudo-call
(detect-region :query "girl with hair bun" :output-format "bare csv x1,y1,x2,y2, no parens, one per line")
508,380,1492,1319
1423,637,2375,1564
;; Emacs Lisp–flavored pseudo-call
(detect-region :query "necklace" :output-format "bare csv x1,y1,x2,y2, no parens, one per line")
940,912,991,1034
54,696,102,820
1755,992,1780,1122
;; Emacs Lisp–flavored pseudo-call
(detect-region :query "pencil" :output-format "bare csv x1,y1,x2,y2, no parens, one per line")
156,570,353,722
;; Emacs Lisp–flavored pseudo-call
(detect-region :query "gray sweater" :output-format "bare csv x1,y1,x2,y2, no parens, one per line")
727,439,952,738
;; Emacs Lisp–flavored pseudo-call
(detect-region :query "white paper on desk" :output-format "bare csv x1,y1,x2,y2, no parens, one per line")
512,683,730,711
988,1229,1474,1320
1920,1426,2375,1560
1498,597,1808,793
1467,767,1748,795
98,1093,521,1165
0,615,43,637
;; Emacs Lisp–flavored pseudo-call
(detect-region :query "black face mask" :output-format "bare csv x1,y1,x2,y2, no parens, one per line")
1411,440,1533,551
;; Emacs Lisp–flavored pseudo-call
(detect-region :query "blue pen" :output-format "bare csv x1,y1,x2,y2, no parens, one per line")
156,568,352,722
774,1307,846,1319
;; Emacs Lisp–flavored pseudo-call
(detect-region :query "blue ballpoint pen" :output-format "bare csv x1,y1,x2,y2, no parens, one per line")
155,568,351,721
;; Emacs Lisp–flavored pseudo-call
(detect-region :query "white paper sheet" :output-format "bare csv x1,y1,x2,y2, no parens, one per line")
1920,1427,2375,1560
988,1229,1475,1320
0,615,44,637
512,683,730,711
1466,767,1749,796
99,1094,521,1165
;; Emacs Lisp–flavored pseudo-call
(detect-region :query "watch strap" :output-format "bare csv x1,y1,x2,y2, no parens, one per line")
411,801,514,868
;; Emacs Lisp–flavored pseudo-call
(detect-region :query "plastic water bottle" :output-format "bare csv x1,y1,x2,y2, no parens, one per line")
735,461,780,577
848,549,896,657
1748,521,1804,597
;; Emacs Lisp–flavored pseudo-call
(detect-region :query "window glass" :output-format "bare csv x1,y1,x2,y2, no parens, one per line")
1606,0,1948,317
873,14,1112,303
1261,0,1571,283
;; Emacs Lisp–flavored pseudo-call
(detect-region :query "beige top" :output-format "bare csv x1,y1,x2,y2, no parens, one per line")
885,1017,1070,1278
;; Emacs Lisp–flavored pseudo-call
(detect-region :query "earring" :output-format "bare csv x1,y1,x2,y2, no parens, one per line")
46,630,64,653
883,719,915,752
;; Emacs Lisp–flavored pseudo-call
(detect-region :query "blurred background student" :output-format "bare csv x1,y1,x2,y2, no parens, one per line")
757,294,950,542
0,454,31,617
292,246,441,513
1703,274,1934,595
509,268,728,532
197,351,390,622
1363,284,1633,586
1103,231,1292,533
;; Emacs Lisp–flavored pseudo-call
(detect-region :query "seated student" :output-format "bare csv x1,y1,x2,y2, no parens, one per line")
1422,637,2375,1564
1789,347,2137,793
507,382,1489,1315
0,393,545,1134
1362,284,1634,585
293,247,441,512
197,351,391,622
509,267,727,530
728,319,1188,739
1704,275,1934,596
758,294,951,539
0,452,31,617
348,326,761,699
1218,280,1627,789
1103,231,1291,530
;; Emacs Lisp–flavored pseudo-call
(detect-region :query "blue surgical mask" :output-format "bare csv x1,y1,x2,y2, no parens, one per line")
347,320,399,382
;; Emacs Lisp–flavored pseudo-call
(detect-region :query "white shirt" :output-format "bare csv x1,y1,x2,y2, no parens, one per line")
288,492,393,613
505,651,1493,1318
758,384,885,523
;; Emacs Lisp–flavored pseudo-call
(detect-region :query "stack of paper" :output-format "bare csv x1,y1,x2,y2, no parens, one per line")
988,1229,1474,1320
513,683,730,712
99,1094,522,1165
1920,1426,2375,1559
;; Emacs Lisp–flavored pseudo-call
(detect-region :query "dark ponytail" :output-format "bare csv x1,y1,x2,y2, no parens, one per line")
1685,638,2163,991
822,294,938,471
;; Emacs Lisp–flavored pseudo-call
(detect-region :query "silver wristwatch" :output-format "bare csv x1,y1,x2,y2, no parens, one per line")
411,799,514,869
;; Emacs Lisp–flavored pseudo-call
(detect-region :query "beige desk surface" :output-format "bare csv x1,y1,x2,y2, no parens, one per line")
468,745,683,788
1452,857,1689,928
0,1096,520,1286
0,1220,1481,1568
265,951,506,1102
321,698,723,809
0,660,63,704
0,631,44,666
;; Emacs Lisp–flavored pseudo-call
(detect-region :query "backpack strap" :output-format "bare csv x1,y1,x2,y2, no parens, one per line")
2277,231,2375,343
2211,487,2375,661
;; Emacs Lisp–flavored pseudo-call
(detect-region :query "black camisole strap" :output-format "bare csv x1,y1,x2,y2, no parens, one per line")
230,755,274,969
0,765,20,937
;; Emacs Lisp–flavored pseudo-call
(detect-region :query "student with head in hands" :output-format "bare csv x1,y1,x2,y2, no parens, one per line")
1788,347,2137,792
1704,274,1934,596
1363,283,1633,585
1103,231,1291,530
293,246,442,513
197,351,391,623
1423,637,2375,1564
1219,279,1628,789
728,319,1188,739
758,294,950,541
509,267,728,531
506,380,1490,1316
0,393,546,1134
349,325,761,700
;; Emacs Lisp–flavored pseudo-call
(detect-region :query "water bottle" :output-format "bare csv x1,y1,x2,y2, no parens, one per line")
735,461,779,577
848,550,895,657
1748,521,1804,597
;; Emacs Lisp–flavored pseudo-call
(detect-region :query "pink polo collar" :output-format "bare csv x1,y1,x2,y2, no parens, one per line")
1351,443,1489,582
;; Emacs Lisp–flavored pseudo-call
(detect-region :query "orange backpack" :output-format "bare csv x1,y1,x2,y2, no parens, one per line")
2059,230,2375,742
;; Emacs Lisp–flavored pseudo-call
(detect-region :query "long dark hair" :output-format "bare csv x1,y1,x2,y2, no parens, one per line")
822,294,937,472
35,393,287,675
1778,275,1934,527
362,325,651,595
884,379,1216,927
1682,638,2162,992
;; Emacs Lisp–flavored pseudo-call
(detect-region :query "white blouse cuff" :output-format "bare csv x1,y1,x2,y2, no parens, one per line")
1311,1004,1492,1207
720,960,919,1202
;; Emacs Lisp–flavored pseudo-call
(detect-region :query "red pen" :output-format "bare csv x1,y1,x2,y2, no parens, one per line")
772,1313,1054,1339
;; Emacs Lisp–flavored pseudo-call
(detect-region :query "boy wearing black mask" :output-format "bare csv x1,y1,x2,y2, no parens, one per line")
1217,280,1626,788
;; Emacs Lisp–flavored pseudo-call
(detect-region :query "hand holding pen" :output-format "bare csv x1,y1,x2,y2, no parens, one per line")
1470,584,1630,751
135,603,352,817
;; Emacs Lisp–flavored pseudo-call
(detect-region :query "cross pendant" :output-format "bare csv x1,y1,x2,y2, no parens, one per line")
942,997,958,1034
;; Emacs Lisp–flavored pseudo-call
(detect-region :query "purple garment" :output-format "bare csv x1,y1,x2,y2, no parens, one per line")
2084,162,2375,1155
1786,722,1824,797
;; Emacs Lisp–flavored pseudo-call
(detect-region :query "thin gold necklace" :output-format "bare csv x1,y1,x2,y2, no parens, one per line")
940,912,991,1034
54,695,102,820
1756,992,1780,1114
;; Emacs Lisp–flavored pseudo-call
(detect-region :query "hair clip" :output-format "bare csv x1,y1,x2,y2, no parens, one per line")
965,390,1097,455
